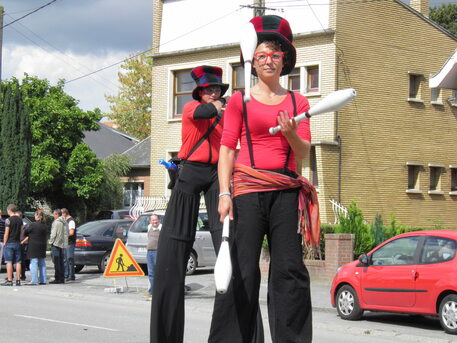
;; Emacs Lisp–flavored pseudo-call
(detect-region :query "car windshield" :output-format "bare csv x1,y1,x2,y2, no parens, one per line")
130,214,163,233
78,221,109,235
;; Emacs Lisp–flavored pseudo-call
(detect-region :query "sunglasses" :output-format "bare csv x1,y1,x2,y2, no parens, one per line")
253,51,284,64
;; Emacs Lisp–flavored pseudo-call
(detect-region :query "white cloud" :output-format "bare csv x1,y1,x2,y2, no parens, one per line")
2,44,129,112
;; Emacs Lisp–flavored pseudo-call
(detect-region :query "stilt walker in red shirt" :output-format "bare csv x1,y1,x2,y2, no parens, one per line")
150,66,228,343
208,15,320,343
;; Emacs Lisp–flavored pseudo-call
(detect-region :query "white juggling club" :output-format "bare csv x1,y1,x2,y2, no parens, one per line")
240,22,257,102
214,215,232,294
269,88,357,135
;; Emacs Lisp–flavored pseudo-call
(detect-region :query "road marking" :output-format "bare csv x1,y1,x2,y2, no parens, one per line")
14,314,119,332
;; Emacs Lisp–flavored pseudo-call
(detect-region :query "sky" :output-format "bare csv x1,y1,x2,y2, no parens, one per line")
0,0,153,113
0,0,454,114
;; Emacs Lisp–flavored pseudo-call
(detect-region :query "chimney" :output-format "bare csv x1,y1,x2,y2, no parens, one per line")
410,0,429,17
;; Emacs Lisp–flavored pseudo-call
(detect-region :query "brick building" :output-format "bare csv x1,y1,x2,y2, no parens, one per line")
149,0,457,226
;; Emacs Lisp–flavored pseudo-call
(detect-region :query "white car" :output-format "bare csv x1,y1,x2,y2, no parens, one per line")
126,210,216,275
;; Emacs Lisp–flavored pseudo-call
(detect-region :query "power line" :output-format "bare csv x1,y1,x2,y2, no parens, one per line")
2,0,59,29
64,8,239,84
5,13,118,92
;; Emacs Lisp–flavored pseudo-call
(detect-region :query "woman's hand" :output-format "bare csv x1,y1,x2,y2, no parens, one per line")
218,195,233,222
277,110,298,138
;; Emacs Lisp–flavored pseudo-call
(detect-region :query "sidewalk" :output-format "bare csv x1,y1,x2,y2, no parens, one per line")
41,263,333,312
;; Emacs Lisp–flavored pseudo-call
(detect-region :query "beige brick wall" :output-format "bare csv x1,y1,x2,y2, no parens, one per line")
333,0,457,226
149,0,457,227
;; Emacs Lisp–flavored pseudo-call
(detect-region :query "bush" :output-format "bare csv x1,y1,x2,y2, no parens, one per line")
335,201,374,259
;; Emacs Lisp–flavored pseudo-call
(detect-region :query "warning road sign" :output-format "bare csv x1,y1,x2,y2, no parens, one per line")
104,239,145,278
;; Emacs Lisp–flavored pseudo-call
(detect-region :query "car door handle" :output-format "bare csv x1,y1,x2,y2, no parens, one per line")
412,270,419,280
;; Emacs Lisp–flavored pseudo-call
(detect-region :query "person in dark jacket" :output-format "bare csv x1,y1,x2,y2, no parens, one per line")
0,209,5,267
22,210,48,285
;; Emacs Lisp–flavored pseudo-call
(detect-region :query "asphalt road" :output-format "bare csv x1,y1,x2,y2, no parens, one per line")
2,264,457,342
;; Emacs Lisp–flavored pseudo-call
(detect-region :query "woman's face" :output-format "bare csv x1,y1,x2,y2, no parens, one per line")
198,85,221,104
253,42,284,79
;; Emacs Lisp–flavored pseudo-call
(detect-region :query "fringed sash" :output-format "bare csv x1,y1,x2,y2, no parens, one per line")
232,163,321,247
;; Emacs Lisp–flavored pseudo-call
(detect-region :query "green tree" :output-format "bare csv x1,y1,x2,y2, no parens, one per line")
19,75,103,215
105,53,152,140
0,78,32,210
93,154,132,211
430,4,457,36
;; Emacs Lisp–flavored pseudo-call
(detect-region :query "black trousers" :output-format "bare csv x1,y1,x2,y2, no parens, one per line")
51,246,65,283
209,188,313,343
150,161,222,343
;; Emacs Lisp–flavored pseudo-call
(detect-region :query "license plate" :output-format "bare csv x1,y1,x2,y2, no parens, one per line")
138,248,147,253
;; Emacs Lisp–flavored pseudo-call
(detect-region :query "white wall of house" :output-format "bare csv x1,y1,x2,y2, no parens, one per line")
159,0,330,53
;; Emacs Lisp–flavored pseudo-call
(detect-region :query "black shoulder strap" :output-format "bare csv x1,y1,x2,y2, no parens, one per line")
241,90,255,168
284,91,297,169
184,114,221,161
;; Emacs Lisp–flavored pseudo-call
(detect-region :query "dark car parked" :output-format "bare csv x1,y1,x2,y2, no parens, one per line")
95,209,132,220
74,219,133,273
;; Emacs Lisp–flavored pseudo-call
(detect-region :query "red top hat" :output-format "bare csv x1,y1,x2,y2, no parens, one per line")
241,15,296,76
191,66,229,101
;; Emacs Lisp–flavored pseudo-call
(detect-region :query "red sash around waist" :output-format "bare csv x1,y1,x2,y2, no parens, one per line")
232,163,320,247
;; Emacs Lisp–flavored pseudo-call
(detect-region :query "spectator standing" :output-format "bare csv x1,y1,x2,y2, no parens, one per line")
22,210,48,285
62,208,76,281
17,211,30,281
0,209,5,267
49,209,68,284
146,214,161,296
2,204,24,286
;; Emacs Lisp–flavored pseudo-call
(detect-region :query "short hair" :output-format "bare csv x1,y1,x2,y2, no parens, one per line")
7,204,17,213
53,208,62,216
61,208,69,216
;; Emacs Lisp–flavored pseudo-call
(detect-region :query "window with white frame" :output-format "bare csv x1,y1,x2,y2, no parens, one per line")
286,64,320,94
431,88,443,105
172,69,194,119
231,63,245,94
450,166,457,194
408,72,424,101
288,68,300,92
123,182,144,208
429,164,445,194
406,162,423,193
306,65,319,93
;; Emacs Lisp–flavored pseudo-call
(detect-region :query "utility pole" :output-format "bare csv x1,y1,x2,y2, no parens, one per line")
0,6,3,81
254,0,265,17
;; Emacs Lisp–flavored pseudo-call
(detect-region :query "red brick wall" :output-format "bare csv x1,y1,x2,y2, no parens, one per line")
259,234,354,284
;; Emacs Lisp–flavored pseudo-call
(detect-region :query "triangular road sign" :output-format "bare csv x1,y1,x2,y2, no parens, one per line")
104,239,145,277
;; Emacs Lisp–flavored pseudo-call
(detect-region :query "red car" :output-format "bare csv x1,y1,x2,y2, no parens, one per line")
331,230,457,334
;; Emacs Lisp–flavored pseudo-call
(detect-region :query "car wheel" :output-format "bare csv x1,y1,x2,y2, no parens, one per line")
98,252,111,272
336,285,363,320
74,265,84,273
186,252,197,276
439,294,457,334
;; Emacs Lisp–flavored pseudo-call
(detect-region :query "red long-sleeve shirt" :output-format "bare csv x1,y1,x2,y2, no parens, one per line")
221,91,311,171
178,101,223,164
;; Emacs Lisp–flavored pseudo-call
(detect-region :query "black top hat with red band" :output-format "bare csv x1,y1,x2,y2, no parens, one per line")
191,66,229,101
241,15,296,76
